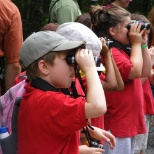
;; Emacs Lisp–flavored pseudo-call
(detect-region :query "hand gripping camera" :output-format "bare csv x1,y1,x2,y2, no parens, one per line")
106,40,113,49
89,138,104,149
127,20,150,30
82,125,104,149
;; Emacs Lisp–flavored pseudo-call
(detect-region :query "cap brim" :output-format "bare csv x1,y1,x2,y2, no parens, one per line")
52,40,84,51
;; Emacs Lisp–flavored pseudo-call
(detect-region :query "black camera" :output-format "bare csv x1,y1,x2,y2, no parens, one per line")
106,40,113,49
89,138,104,149
127,20,150,30
66,54,101,67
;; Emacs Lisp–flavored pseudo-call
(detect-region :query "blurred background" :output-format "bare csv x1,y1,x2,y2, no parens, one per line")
13,0,154,40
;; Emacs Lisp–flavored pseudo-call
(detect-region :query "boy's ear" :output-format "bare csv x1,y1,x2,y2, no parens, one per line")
38,60,49,75
109,27,116,37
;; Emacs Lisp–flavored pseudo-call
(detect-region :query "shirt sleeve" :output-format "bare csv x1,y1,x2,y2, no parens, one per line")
4,8,23,64
112,47,132,81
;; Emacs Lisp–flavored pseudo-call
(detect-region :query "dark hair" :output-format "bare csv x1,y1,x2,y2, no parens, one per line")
131,13,153,48
91,6,130,39
40,23,59,31
75,13,92,29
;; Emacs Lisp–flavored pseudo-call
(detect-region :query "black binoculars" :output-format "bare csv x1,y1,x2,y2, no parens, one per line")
127,20,150,30
66,55,101,67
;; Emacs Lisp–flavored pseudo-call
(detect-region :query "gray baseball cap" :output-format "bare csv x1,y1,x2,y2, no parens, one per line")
20,31,84,68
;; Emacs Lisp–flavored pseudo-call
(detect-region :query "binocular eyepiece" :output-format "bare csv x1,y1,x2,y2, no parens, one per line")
66,55,101,67
127,20,150,30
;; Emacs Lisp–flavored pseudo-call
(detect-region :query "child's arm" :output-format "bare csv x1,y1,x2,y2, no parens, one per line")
75,49,106,119
149,69,154,85
111,52,124,91
79,145,104,154
140,30,151,77
100,39,118,91
148,47,154,84
88,126,116,150
100,38,124,91
128,22,143,79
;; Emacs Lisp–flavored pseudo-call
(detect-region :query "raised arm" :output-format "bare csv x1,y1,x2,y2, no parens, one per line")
128,22,143,79
75,49,106,119
140,30,151,77
100,38,124,91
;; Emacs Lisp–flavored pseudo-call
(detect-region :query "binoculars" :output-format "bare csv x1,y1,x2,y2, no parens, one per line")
127,20,150,30
66,55,101,67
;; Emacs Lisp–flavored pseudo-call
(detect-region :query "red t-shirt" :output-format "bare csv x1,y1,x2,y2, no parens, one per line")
143,78,154,115
104,47,146,137
18,84,87,154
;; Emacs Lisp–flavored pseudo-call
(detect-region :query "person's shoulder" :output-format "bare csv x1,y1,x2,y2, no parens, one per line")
61,0,78,7
0,0,19,15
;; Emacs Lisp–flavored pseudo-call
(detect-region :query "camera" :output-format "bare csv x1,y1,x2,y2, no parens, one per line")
106,40,113,49
89,138,104,149
127,20,150,30
66,54,101,67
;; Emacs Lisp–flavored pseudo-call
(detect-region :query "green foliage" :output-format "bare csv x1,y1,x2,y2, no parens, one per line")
13,0,154,40
13,0,50,39
127,0,154,17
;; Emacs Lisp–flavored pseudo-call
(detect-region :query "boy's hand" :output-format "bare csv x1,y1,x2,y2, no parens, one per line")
79,145,104,154
75,49,96,73
88,126,116,150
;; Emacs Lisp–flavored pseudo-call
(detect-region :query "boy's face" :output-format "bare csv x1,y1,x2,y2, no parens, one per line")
47,52,75,88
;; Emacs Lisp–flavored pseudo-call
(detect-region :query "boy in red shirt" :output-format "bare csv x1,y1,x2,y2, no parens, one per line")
18,31,115,154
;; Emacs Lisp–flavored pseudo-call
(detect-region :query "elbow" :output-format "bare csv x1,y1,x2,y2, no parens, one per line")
106,83,119,91
117,83,124,91
107,83,124,91
95,103,107,116
141,70,151,78
129,71,142,79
